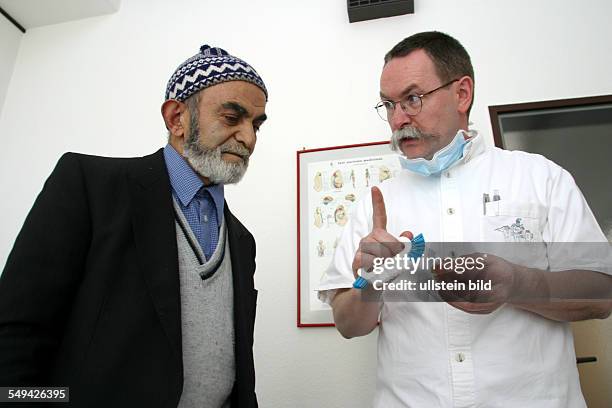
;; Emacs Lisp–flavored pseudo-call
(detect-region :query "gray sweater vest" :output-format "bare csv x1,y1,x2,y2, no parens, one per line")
174,201,235,408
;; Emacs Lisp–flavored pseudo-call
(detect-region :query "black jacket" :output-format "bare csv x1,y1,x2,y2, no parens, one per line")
0,149,258,407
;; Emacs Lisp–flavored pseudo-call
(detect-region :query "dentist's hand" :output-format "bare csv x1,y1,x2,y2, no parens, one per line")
352,187,413,285
432,253,518,314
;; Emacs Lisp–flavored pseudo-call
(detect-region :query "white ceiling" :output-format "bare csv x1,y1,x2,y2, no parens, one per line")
0,0,120,30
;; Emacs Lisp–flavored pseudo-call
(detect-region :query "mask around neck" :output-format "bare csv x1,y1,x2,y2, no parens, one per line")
398,129,473,177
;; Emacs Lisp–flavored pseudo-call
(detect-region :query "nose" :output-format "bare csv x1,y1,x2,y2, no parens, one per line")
234,123,257,152
389,104,413,131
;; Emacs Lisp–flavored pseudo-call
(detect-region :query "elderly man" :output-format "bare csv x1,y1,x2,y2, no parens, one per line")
0,45,267,408
319,31,612,407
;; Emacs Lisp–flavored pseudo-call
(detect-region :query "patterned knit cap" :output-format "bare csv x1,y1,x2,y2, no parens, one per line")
165,44,267,102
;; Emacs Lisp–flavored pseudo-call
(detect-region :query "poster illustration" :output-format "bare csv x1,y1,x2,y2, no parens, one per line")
297,141,402,326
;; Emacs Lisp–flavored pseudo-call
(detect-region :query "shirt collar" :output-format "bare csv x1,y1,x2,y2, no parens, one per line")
461,129,487,163
163,144,225,221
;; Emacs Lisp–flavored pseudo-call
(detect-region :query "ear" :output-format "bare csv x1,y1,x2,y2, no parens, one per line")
455,76,474,115
161,99,188,143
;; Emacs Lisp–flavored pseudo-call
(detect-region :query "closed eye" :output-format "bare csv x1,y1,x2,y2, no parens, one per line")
224,115,240,126
253,121,265,133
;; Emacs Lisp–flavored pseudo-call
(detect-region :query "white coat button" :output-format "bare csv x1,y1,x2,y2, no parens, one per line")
456,353,465,362
447,208,455,215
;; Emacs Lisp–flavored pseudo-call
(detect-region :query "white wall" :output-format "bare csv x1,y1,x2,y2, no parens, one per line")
0,12,22,114
1,0,612,407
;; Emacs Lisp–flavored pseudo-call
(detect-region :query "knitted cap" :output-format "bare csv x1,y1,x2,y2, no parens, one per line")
165,44,268,102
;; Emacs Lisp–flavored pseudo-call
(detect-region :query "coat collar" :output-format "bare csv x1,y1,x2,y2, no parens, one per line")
128,149,183,363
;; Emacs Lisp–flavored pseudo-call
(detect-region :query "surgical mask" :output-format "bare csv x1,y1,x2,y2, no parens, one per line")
399,129,471,177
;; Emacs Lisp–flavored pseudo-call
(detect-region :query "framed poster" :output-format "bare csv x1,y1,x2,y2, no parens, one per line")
489,94,612,237
297,141,401,327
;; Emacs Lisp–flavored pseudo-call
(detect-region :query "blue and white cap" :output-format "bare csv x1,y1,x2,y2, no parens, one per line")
165,44,268,102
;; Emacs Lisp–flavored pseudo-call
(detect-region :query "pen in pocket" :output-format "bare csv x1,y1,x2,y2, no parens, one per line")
483,193,490,215
493,190,501,215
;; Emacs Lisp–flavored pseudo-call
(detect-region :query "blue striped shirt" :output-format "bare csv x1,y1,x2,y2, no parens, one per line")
163,144,224,261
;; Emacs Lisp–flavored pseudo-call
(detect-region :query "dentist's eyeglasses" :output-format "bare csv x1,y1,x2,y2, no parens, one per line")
375,78,460,121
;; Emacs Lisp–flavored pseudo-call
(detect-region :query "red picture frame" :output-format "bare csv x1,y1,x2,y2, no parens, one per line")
296,140,399,327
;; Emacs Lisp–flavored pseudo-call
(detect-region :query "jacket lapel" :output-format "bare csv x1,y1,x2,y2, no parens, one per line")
225,204,257,405
225,204,250,334
128,149,182,364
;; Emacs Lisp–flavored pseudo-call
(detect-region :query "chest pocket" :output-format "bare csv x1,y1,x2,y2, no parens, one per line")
481,201,545,243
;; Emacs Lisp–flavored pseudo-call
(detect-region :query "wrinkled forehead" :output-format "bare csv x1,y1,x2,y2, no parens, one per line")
199,81,267,112
380,50,440,98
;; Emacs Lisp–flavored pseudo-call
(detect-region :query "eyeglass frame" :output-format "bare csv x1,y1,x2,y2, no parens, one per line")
374,78,461,121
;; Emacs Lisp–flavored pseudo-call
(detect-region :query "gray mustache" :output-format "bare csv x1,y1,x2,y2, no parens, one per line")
391,127,430,151
221,143,250,159
395,127,428,140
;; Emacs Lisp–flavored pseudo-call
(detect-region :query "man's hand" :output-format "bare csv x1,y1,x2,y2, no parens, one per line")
331,187,412,338
432,253,519,314
351,186,412,283
432,253,612,321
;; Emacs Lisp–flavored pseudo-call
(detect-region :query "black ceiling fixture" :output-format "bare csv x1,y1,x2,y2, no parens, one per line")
347,0,414,23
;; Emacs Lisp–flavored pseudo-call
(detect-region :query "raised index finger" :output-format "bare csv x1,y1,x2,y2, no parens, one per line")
371,186,387,231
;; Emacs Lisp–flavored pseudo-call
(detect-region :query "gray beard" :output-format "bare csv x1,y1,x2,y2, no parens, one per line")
183,128,250,185
390,126,435,153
